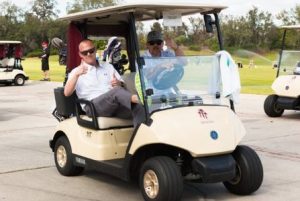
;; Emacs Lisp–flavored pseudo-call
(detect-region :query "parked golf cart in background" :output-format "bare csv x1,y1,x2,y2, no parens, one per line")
264,25,300,117
0,41,29,86
50,3,263,201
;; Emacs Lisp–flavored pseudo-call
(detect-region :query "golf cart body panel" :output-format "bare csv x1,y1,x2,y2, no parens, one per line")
129,106,245,157
0,40,28,85
54,118,134,161
0,69,28,81
280,25,300,29
272,75,300,98
50,3,263,199
0,41,22,44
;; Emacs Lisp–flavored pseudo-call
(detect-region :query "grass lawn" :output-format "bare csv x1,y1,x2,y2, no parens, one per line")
22,53,278,95
22,55,66,82
239,65,276,94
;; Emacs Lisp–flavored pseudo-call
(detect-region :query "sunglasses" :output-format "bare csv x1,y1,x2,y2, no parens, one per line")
149,40,163,46
80,47,96,56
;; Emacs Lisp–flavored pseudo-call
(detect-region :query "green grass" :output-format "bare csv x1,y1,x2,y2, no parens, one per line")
22,53,278,95
22,55,66,82
239,65,277,94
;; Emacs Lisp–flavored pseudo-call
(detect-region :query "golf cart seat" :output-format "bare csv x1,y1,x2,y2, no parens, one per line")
54,87,133,130
1,57,14,67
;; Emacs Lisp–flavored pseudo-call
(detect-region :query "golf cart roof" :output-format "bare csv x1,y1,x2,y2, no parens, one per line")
280,25,300,30
0,41,22,44
59,3,227,23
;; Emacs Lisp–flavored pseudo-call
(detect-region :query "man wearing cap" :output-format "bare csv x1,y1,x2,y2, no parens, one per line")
141,31,185,97
144,30,184,57
40,41,50,81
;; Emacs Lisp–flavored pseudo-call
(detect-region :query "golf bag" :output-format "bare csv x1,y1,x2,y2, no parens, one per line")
102,37,128,75
51,37,67,65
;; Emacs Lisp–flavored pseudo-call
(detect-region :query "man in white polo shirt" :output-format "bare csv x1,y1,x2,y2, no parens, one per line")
64,39,145,127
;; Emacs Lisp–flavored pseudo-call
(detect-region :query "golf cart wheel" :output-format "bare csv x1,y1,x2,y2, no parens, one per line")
54,136,84,176
14,75,25,86
224,145,263,195
139,156,183,201
264,95,284,117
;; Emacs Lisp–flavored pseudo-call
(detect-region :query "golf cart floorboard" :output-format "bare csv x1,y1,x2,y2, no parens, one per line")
74,155,129,180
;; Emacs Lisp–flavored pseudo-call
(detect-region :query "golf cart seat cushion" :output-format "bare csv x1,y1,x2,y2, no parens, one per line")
80,115,133,129
1,58,14,66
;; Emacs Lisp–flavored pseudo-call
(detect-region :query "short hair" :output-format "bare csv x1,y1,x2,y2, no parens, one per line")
79,39,93,45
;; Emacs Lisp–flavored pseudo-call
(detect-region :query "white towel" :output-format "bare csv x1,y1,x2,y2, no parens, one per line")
216,50,241,103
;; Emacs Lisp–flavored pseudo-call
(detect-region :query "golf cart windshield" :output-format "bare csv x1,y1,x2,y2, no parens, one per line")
277,25,300,76
140,55,224,113
278,50,300,75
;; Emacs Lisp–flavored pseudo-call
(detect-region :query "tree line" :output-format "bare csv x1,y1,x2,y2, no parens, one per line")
0,0,299,56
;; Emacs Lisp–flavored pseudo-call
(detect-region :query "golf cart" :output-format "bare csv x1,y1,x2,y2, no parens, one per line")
264,25,300,117
49,3,263,201
0,41,29,86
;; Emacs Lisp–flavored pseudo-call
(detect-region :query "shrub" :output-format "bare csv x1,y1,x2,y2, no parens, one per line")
189,45,201,51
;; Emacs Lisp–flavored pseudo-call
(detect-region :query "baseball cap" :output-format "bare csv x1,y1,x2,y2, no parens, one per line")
147,31,163,42
42,41,48,46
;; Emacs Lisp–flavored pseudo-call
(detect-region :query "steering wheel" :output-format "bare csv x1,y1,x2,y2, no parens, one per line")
152,64,184,90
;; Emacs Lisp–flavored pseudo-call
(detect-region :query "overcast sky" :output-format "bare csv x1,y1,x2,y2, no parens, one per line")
5,0,300,18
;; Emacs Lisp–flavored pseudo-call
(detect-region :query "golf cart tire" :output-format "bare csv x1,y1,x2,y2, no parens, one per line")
54,136,84,176
139,156,183,201
223,145,263,195
264,95,284,117
14,74,25,86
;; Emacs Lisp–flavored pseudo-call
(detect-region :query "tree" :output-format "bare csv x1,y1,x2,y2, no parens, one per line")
187,16,210,49
222,7,276,50
67,0,118,13
296,4,300,23
0,1,24,40
31,0,58,21
151,22,163,33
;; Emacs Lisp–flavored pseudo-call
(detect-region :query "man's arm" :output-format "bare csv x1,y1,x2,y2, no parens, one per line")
173,45,184,56
165,38,184,56
64,72,79,97
64,63,88,96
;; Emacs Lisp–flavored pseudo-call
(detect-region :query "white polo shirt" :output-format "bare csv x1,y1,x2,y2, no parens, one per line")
69,62,123,101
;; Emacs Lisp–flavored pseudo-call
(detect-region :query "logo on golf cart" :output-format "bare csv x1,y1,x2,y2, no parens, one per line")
210,131,218,140
198,109,207,119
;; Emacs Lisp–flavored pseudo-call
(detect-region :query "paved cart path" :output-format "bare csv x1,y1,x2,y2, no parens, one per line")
0,81,299,201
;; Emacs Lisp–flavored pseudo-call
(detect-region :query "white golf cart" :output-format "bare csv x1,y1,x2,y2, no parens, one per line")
0,41,29,86
50,3,263,201
264,25,300,117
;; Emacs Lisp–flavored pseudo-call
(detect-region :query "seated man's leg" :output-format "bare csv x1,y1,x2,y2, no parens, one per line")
85,86,129,117
87,86,146,127
131,103,146,127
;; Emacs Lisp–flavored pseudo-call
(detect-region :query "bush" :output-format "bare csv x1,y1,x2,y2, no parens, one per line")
189,45,201,51
26,50,43,57
25,48,58,57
